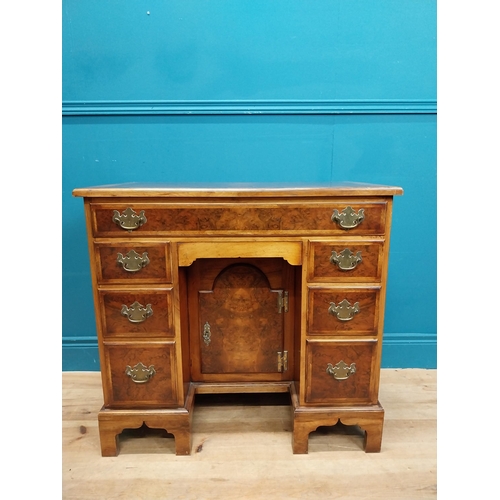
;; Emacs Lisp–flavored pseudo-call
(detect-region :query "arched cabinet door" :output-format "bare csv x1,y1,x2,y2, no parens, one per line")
187,257,295,383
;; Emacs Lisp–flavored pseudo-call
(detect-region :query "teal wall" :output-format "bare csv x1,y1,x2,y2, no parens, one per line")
62,0,437,370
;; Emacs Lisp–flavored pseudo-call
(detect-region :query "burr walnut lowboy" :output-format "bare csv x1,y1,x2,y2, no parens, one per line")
73,182,403,456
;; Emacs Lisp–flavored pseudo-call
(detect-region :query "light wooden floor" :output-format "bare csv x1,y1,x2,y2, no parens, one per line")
62,369,436,499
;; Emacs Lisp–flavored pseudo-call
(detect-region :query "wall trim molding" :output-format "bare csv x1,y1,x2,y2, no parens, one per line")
63,336,98,348
383,332,436,345
62,99,437,116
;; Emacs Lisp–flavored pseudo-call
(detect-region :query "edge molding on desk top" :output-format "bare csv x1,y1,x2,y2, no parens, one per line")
72,182,404,198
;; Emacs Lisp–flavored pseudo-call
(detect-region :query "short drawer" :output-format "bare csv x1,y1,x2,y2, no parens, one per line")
307,286,381,336
90,201,387,236
98,288,174,338
305,339,378,404
307,240,384,282
102,341,179,408
94,242,172,284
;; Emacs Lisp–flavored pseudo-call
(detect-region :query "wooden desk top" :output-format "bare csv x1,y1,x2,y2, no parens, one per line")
73,182,404,198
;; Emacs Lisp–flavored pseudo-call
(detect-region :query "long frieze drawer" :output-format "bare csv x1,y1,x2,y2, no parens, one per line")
102,342,178,408
307,240,384,282
89,201,388,236
98,288,174,338
307,286,381,336
305,339,378,405
94,242,172,284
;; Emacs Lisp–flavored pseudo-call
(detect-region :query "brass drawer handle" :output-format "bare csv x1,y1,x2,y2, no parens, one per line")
330,249,362,271
331,206,365,229
117,250,150,272
328,299,360,321
326,360,356,381
112,207,147,231
121,301,153,323
125,362,156,384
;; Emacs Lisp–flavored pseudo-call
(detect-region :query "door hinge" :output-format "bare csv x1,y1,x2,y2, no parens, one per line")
277,290,289,313
277,351,288,372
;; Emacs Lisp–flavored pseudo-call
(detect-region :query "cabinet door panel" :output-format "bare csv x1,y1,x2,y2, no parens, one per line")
199,268,283,374
188,258,295,382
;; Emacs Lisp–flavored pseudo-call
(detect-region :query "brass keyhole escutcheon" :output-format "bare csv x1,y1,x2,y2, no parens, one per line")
203,322,211,346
